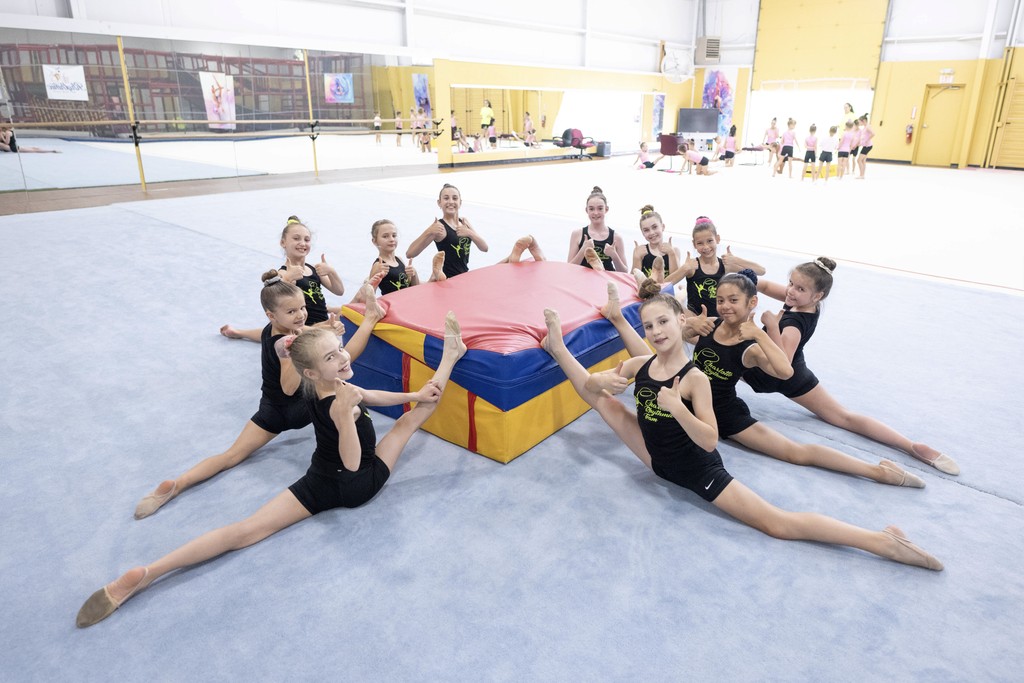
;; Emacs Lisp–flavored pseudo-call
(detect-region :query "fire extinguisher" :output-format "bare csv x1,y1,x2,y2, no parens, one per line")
905,124,913,144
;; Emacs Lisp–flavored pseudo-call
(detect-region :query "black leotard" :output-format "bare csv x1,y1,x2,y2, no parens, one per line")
686,258,725,316
577,226,617,271
692,320,757,437
288,398,391,514
377,257,412,295
436,219,471,278
287,264,328,324
744,307,820,398
633,357,733,502
250,324,312,434
640,245,671,279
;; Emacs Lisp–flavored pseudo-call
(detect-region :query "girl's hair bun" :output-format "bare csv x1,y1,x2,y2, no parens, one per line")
738,268,758,286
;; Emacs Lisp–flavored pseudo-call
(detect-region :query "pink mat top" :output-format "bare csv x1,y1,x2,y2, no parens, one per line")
348,261,641,355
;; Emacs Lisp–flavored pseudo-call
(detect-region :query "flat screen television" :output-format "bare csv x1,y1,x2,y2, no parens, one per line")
676,108,719,134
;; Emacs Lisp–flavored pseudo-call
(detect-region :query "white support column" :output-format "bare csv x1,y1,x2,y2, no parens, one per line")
66,0,88,20
582,0,591,68
404,0,414,50
979,0,999,58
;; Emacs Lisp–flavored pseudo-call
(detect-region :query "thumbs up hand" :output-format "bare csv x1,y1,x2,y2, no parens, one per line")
314,253,337,279
738,310,759,341
657,376,684,412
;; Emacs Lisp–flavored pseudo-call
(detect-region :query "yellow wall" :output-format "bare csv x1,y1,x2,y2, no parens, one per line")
872,58,1001,165
753,0,888,88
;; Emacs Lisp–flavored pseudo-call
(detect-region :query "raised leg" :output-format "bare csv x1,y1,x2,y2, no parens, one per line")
375,312,467,471
219,326,262,342
542,309,652,468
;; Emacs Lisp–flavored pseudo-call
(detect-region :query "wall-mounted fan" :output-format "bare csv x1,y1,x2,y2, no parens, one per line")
660,49,694,84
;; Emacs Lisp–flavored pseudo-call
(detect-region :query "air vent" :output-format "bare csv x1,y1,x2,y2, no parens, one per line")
696,37,721,65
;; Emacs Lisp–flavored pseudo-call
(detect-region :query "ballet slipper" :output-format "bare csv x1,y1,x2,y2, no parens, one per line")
911,445,960,476
583,247,603,270
600,282,622,321
632,269,649,289
882,526,943,571
651,255,665,283
878,461,925,489
133,481,177,520
76,567,149,628
507,235,534,263
361,284,385,322
540,309,563,353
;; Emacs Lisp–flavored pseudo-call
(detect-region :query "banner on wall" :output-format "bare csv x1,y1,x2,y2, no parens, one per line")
412,74,432,120
199,72,236,130
42,65,88,101
702,67,739,138
324,73,353,104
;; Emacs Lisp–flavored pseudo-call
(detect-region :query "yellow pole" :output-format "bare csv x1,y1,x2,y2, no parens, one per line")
302,49,319,177
116,36,146,191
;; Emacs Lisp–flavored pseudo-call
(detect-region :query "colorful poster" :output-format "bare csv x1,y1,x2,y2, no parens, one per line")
701,67,739,138
199,72,235,130
324,73,353,104
412,74,431,120
43,65,88,101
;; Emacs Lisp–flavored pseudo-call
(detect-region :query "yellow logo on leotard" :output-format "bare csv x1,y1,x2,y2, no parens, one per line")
693,348,733,382
635,386,671,423
302,280,325,303
693,278,717,301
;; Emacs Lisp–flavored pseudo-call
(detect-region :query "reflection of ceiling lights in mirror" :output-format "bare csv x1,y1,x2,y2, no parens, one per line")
660,49,693,83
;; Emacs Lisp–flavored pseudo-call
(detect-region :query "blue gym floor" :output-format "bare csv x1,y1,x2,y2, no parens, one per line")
2,160,1022,681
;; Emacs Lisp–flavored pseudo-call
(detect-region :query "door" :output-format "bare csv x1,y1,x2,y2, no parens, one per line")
991,77,1024,169
913,85,964,167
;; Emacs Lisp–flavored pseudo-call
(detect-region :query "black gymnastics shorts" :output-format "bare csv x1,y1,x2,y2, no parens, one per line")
837,151,850,158
652,448,734,503
724,151,735,159
643,161,655,168
819,151,833,163
699,157,709,166
781,145,794,158
859,145,873,156
851,147,860,156
251,399,312,435
744,363,820,399
804,151,817,163
374,125,381,131
289,456,391,515
715,395,758,438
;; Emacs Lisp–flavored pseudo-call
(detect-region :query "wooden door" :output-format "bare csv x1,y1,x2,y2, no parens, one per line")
913,85,964,167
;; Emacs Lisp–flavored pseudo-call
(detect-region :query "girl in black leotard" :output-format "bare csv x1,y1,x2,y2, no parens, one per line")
78,316,467,628
631,204,680,281
133,273,385,520
367,218,448,295
406,184,489,279
748,257,959,475
220,215,349,342
567,186,629,272
605,272,927,488
666,216,766,317
541,292,941,571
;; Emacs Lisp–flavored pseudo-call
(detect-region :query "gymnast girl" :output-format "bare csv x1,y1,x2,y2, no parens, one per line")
818,126,838,181
773,118,800,178
722,126,737,166
604,273,927,489
802,125,818,182
856,116,875,179
630,204,680,281
406,183,489,279
763,117,780,169
836,121,856,180
747,258,959,474
0,126,60,153
78,315,467,627
680,142,715,176
541,294,942,570
133,273,385,520
220,216,348,342
665,216,765,317
367,218,448,295
394,110,403,147
567,186,629,272
633,141,658,169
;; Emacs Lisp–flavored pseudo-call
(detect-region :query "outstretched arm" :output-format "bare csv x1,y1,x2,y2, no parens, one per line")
406,221,445,259
756,277,787,302
721,246,766,275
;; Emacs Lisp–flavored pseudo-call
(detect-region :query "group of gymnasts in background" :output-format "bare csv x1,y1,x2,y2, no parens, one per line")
632,102,876,181
77,182,954,628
